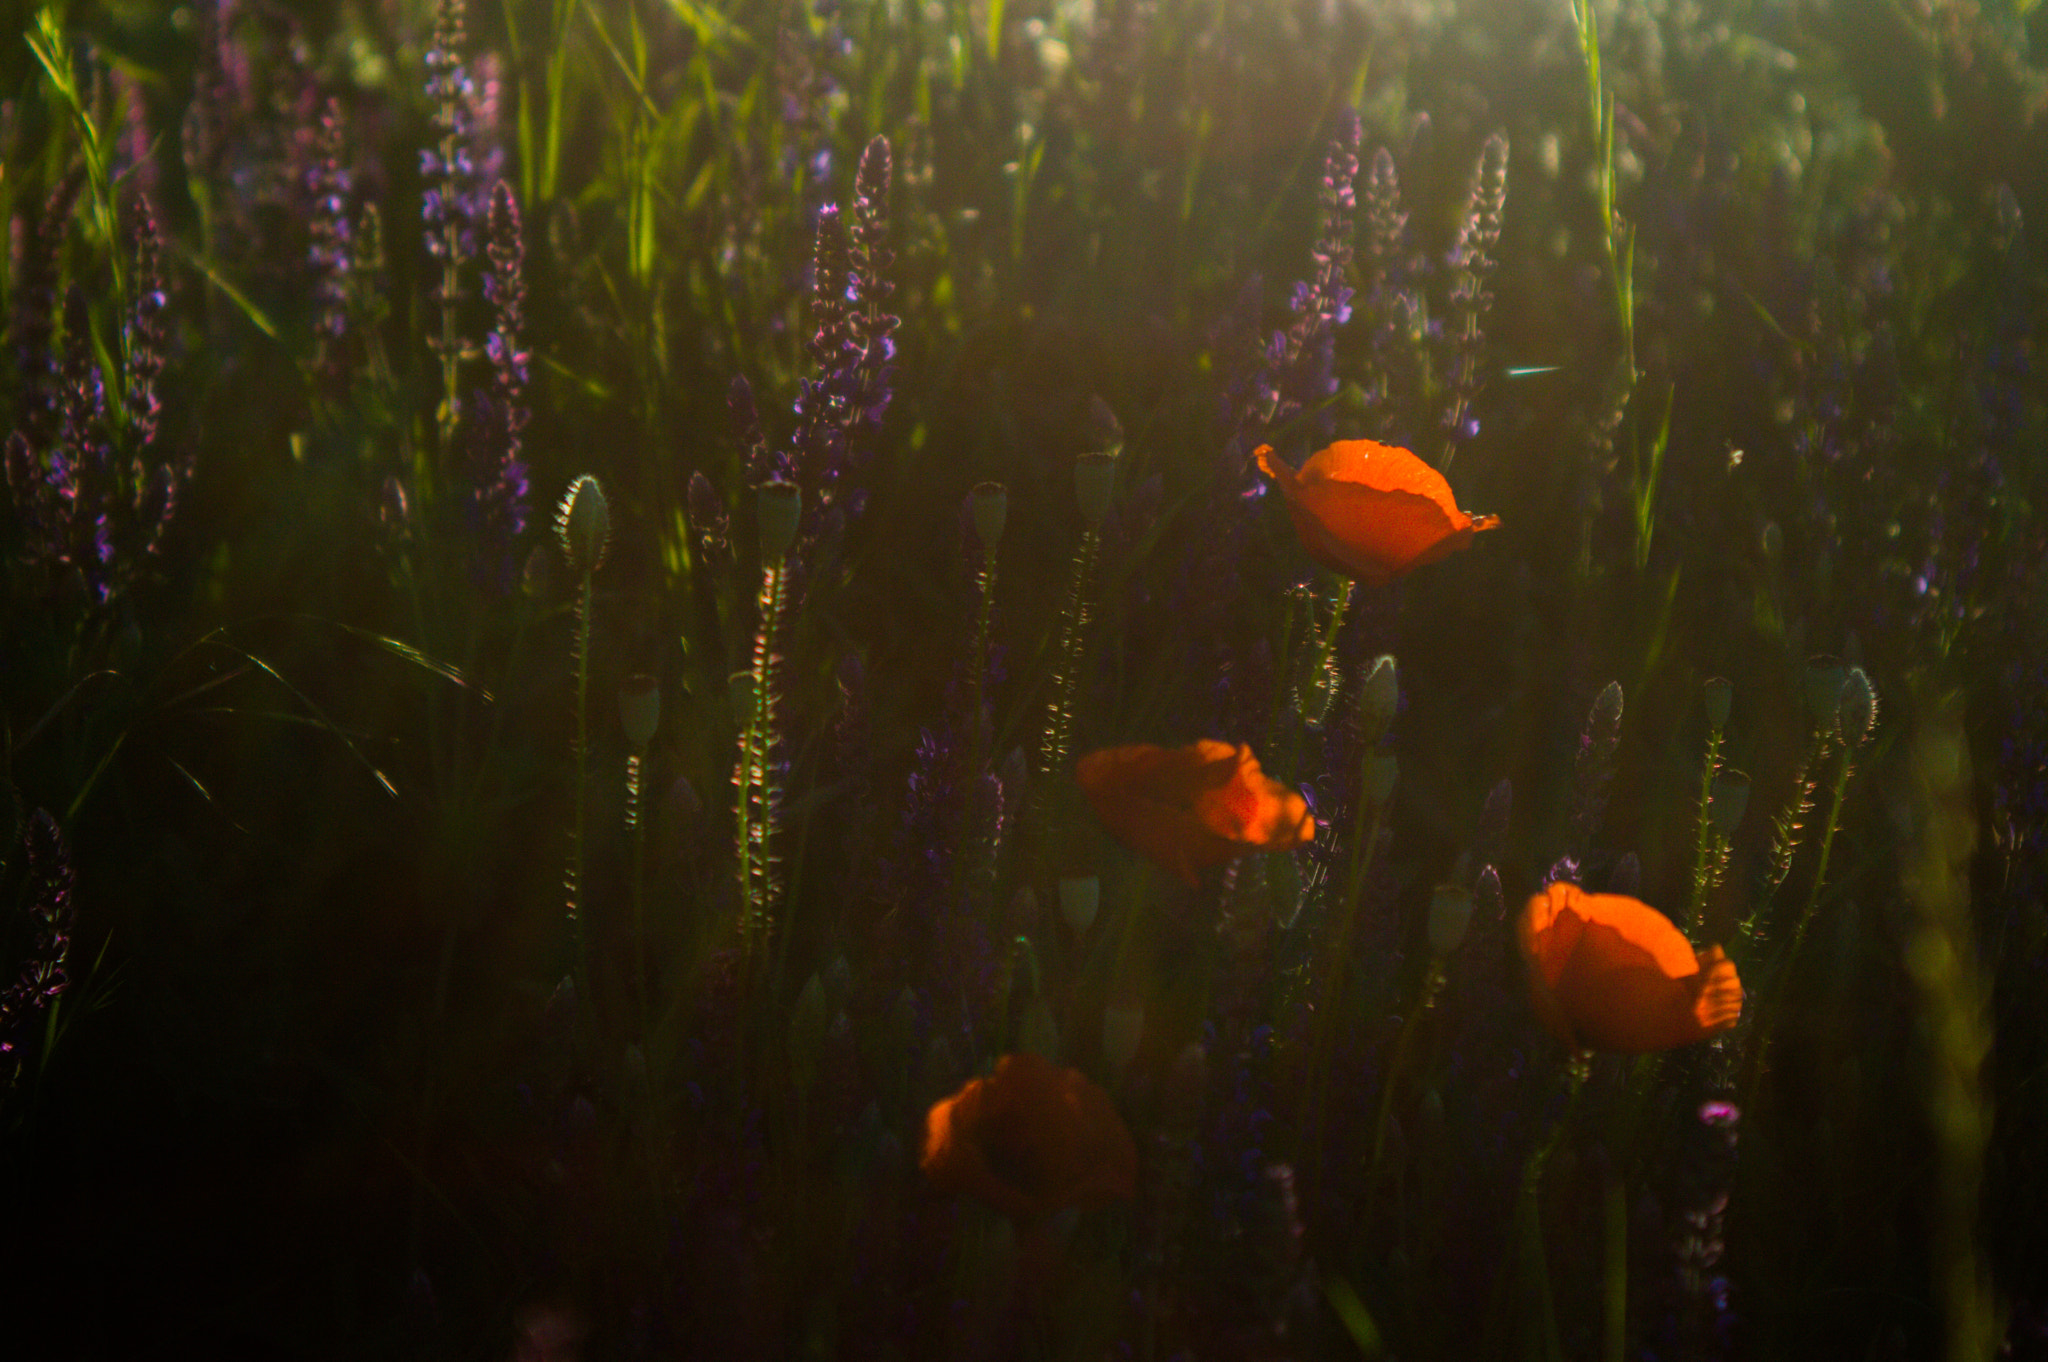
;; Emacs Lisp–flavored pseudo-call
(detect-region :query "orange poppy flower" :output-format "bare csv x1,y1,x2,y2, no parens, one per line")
1253,440,1500,585
921,1053,1137,1224
1517,882,1743,1053
1076,740,1314,886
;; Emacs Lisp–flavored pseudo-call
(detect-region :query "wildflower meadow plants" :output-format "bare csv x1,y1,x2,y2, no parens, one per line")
0,0,2045,1357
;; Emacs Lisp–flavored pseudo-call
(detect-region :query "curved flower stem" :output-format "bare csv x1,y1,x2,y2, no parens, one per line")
625,744,648,1037
1784,747,1855,971
1681,725,1725,931
1741,746,1856,1102
1030,528,1099,864
742,558,790,954
567,565,593,990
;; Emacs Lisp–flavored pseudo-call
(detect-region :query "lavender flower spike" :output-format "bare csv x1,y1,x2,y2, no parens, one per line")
1,811,77,1077
846,135,899,438
1441,132,1508,466
463,182,532,591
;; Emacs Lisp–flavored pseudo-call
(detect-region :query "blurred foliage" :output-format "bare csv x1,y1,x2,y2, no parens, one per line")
0,0,2045,1357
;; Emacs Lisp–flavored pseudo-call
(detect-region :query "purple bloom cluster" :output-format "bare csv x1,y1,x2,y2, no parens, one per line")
422,0,502,314
7,205,184,605
1360,147,1419,439
462,183,532,591
1440,133,1508,461
1221,110,1362,464
791,136,899,525
306,97,354,356
0,811,75,1075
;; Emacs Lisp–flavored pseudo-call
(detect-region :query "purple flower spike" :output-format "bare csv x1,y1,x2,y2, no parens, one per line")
1,811,76,1071
462,182,532,591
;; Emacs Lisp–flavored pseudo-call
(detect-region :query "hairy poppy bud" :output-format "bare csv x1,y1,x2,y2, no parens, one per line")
969,481,1008,548
756,479,801,561
1709,769,1750,838
1804,656,1847,732
1058,876,1100,934
1703,676,1733,731
618,674,660,747
1360,654,1399,740
1074,451,1118,529
556,475,609,573
1836,667,1877,747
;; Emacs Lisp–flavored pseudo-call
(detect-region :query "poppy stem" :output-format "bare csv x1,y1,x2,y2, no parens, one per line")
567,565,593,992
1742,728,1832,949
1030,527,1100,855
625,745,648,1038
1741,746,1858,1096
1784,746,1855,970
1681,724,1725,931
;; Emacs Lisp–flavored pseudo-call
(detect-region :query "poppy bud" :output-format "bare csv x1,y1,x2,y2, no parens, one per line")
1360,654,1399,740
1427,884,1474,956
1074,450,1118,529
618,674,660,747
1709,770,1750,838
1803,655,1847,732
1020,998,1059,1059
729,669,756,723
969,481,1008,548
1836,667,1877,747
1703,676,1733,731
1365,754,1399,807
556,474,609,573
1102,1001,1144,1071
756,479,802,561
1058,876,1100,935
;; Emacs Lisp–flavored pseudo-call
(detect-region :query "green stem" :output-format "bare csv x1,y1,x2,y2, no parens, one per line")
626,747,648,1037
1784,747,1854,968
743,560,789,952
568,567,593,987
1681,726,1724,931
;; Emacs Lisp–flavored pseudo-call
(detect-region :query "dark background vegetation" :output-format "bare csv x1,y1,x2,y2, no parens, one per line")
0,0,2045,1357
